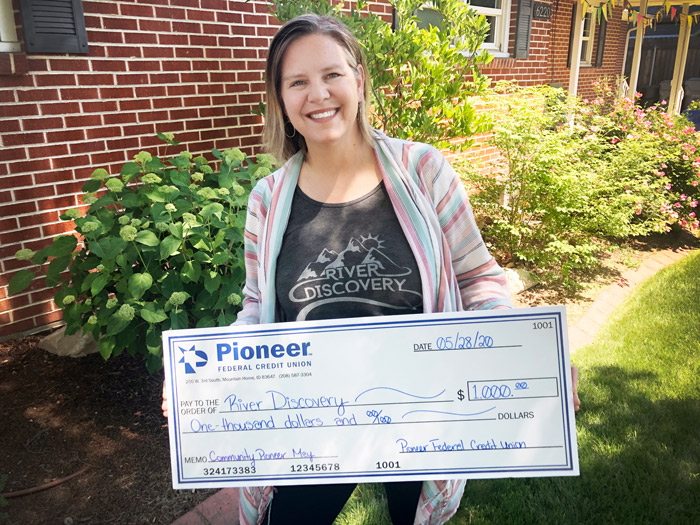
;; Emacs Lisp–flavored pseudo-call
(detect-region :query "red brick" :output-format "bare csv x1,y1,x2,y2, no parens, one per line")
193,60,219,71
106,137,140,151
16,89,60,103
142,47,175,58
60,88,100,100
190,35,218,47
69,140,106,155
83,0,119,15
123,123,155,136
124,33,159,45
120,3,155,17
149,73,179,84
0,319,36,337
152,97,182,109
37,195,77,212
63,115,90,128
27,144,68,158
26,58,48,71
216,11,243,24
168,85,196,96
0,103,39,118
0,227,42,245
12,158,52,174
103,112,137,125
137,110,169,123
21,117,63,132
46,129,85,143
87,30,124,44
183,96,211,108
52,154,90,170
175,47,204,58
117,73,150,85
99,86,135,99
2,132,44,147
128,61,163,72
91,151,126,165
34,170,74,185
34,74,78,87
86,127,121,140
42,221,78,237
162,60,192,72
91,60,128,72
49,59,90,72
172,21,202,34
138,19,171,32
2,120,21,133
186,8,216,22
119,99,151,111
107,47,143,58
82,100,119,114
104,17,138,31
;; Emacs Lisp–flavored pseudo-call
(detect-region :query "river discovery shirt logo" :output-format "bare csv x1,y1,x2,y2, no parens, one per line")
289,234,421,320
178,345,208,374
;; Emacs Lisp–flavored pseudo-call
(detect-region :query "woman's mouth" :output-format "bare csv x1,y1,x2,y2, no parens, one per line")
308,108,339,120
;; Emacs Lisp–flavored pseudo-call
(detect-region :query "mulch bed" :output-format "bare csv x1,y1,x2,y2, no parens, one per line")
0,337,216,525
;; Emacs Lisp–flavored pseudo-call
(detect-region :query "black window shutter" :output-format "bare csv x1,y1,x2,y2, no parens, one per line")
19,0,88,54
595,17,607,67
567,8,576,68
514,0,534,59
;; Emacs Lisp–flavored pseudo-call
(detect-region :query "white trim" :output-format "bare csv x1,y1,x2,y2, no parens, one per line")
0,0,20,53
467,1,512,54
580,10,596,66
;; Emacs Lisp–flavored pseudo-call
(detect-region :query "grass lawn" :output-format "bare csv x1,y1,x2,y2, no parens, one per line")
336,251,700,524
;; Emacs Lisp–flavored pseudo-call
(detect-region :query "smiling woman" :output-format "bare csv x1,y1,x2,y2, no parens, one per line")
183,13,514,525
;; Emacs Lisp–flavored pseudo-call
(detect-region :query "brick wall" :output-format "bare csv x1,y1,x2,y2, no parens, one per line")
0,0,627,339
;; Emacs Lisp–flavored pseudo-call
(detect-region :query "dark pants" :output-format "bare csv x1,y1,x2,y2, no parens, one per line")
267,481,423,524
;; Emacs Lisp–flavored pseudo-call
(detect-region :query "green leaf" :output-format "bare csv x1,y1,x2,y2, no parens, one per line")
8,270,35,295
181,260,202,283
204,270,222,293
99,337,116,360
120,161,142,182
46,255,70,287
81,179,102,193
169,310,188,330
135,230,160,247
168,222,184,240
129,272,153,300
200,202,224,218
146,353,163,374
106,317,131,336
160,235,181,259
170,170,191,187
88,237,127,260
43,235,78,258
144,190,166,202
141,301,168,323
219,163,235,188
211,251,230,265
120,193,141,208
90,274,109,297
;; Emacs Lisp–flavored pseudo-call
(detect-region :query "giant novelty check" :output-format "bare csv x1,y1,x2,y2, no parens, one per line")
163,306,579,489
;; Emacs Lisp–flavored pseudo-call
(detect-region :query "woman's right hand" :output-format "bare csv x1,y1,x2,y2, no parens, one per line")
162,382,169,418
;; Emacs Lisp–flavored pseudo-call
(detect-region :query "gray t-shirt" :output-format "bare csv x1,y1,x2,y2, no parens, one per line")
275,182,423,322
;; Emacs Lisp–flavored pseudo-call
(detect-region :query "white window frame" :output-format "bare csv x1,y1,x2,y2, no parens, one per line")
466,0,511,56
0,0,20,52
580,10,596,66
416,1,511,57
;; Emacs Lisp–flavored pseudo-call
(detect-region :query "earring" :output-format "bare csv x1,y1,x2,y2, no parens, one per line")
284,120,296,139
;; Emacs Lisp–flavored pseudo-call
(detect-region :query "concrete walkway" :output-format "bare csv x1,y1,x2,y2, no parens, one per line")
171,245,695,525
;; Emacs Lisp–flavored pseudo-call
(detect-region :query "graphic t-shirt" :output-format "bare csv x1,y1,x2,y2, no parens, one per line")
275,182,423,322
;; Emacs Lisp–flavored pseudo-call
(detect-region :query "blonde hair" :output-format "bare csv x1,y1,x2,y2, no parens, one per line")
262,14,372,162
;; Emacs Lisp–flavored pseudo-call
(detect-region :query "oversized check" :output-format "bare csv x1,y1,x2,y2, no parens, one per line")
163,306,579,489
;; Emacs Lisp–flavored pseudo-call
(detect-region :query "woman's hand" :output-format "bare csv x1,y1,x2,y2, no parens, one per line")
571,366,580,412
162,382,169,418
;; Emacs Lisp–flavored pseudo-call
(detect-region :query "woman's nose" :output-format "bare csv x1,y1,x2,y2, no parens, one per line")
307,80,330,102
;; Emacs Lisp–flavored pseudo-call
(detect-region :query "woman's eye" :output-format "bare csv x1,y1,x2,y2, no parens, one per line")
291,80,304,87
327,73,340,79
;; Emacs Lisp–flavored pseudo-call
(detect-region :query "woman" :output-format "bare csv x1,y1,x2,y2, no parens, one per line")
233,13,514,525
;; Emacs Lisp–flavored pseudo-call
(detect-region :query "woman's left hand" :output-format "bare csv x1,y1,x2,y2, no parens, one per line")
571,365,580,412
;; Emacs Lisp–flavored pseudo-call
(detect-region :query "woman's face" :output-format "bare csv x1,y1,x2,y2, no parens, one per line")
279,33,364,153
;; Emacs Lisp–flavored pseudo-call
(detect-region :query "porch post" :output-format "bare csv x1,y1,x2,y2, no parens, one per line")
568,0,584,96
668,3,691,114
627,0,649,98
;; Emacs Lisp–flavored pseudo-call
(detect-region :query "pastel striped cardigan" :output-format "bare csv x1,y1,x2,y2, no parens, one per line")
235,130,512,525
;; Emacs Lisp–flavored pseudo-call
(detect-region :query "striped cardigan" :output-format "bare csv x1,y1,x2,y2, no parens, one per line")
235,130,512,524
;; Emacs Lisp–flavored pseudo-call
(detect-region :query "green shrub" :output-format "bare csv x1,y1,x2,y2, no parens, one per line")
9,134,275,373
467,83,604,287
271,0,493,151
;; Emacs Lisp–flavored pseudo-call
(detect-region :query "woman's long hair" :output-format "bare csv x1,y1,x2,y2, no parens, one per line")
263,14,372,162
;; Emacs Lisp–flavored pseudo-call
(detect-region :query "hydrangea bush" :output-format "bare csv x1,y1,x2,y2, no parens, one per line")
10,134,275,372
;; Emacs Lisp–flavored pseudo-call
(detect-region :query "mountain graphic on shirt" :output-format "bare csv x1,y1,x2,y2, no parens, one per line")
297,235,410,281
297,248,338,280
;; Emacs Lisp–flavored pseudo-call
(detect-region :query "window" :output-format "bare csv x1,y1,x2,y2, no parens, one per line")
0,0,20,52
416,1,512,55
580,11,596,65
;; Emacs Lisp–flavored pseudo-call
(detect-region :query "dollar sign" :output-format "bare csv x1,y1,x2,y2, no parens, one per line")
457,389,464,401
